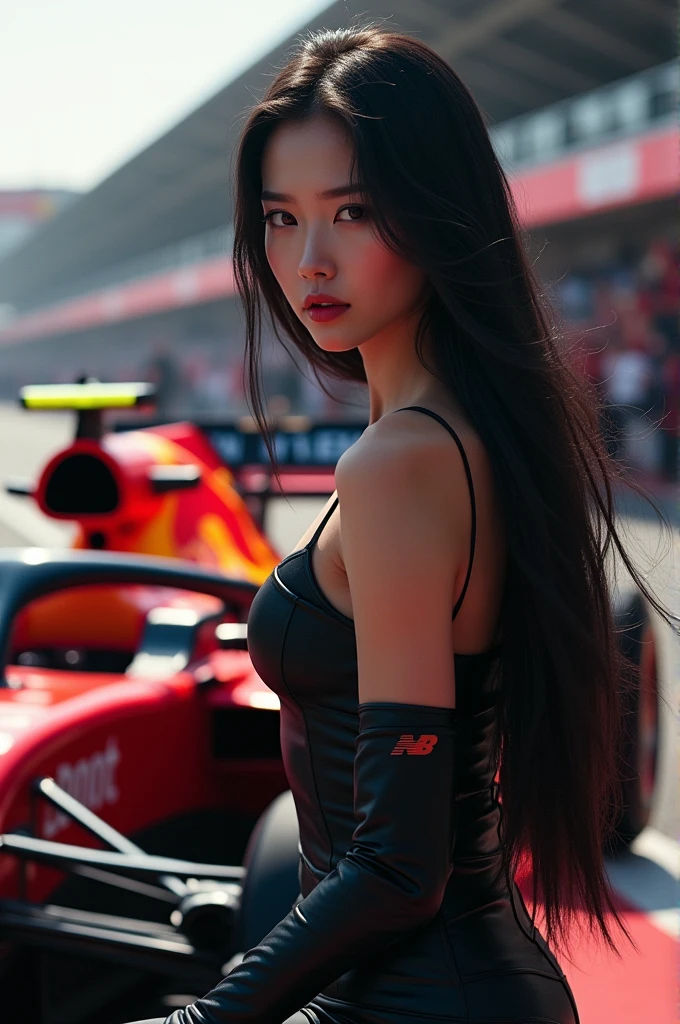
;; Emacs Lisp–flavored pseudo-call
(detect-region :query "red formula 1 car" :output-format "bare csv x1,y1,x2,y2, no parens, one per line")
0,382,661,1023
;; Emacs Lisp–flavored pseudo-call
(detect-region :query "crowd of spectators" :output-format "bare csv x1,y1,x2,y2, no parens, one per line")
143,339,363,422
557,236,678,483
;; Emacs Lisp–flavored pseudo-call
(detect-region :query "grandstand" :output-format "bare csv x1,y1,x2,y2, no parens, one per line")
0,0,676,456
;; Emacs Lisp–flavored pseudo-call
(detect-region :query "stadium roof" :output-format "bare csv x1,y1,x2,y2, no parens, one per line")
0,0,674,309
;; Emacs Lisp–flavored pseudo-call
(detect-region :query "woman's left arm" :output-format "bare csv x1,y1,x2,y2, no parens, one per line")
164,430,469,1024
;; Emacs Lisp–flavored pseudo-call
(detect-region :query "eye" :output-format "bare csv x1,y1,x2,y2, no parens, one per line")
336,204,367,222
262,210,295,228
261,204,369,228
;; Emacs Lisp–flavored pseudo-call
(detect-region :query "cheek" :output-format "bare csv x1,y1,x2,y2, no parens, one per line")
264,237,289,288
264,240,304,314
355,241,425,310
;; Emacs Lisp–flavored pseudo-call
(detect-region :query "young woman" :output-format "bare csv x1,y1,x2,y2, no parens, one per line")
124,21,675,1024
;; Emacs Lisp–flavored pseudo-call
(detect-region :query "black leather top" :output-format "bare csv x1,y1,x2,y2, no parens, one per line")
244,407,579,1023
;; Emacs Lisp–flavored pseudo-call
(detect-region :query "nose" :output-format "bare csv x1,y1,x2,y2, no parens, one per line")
297,230,335,280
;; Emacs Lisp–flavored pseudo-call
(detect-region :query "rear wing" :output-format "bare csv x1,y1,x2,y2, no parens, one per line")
17,381,366,503
19,381,156,440
18,385,364,472
202,420,364,469
114,414,367,502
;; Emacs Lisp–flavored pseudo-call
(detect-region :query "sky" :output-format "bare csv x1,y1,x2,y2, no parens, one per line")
0,0,334,193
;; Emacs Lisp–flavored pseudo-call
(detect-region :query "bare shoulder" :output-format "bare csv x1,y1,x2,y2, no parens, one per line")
336,406,484,522
334,409,479,707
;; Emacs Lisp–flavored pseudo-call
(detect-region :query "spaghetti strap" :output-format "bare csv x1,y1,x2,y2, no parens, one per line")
307,406,477,625
394,406,476,623
307,493,339,551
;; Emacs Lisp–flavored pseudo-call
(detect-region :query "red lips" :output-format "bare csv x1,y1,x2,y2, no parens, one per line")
302,292,349,309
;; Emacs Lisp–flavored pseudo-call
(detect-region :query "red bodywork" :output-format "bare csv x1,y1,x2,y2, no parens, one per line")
12,421,282,656
0,415,329,911
0,652,287,906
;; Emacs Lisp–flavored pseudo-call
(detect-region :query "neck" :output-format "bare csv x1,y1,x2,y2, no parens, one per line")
359,308,450,425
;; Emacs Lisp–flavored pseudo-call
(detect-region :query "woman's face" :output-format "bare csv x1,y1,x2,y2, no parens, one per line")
260,113,429,353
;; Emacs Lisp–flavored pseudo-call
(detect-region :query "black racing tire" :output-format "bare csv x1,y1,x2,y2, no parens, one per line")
610,587,660,849
233,789,301,952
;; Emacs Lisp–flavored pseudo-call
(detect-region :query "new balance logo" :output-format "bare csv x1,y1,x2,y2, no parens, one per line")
390,734,438,756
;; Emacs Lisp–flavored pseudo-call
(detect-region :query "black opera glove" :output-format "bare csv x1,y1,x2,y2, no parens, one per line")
164,701,458,1024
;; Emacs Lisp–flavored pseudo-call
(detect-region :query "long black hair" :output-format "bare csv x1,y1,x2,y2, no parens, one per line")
230,20,677,954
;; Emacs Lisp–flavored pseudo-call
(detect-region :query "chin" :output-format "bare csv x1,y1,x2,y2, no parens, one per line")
312,334,359,353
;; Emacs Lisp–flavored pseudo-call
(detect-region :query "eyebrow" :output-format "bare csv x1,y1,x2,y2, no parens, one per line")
260,183,367,202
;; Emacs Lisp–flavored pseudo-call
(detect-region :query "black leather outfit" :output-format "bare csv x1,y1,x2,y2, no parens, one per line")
130,406,580,1024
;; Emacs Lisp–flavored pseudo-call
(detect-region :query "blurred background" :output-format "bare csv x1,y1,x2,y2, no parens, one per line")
0,0,677,493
